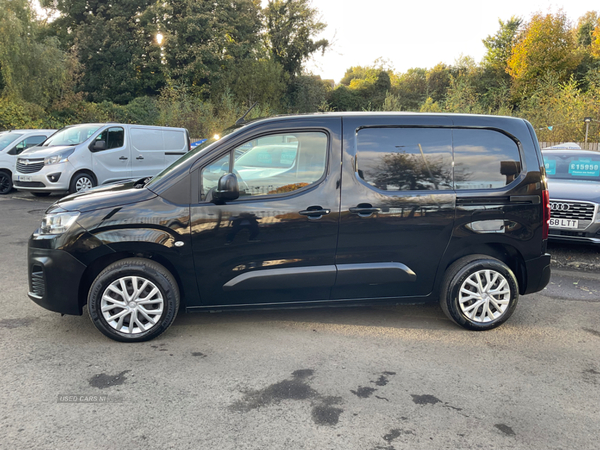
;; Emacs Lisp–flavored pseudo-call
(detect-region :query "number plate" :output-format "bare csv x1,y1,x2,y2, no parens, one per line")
17,175,32,182
549,218,579,229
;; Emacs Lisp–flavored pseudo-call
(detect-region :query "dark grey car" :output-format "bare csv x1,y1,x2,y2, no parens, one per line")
543,149,600,244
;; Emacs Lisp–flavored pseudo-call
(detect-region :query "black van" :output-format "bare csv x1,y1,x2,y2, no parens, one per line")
28,113,551,342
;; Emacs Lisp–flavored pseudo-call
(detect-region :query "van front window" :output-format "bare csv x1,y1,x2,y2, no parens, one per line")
43,125,102,147
0,133,23,151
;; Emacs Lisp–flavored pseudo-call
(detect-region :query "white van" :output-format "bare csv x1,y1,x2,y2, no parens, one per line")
0,129,57,195
13,123,190,196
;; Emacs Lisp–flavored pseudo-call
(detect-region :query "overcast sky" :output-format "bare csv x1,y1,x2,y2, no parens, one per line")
302,0,595,82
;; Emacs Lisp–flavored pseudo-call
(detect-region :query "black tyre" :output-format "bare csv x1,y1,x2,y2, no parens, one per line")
32,192,51,197
0,171,13,195
88,258,180,342
69,172,96,194
440,255,519,331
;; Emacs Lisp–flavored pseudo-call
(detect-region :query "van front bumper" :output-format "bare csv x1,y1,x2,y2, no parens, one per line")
14,161,72,192
28,243,87,315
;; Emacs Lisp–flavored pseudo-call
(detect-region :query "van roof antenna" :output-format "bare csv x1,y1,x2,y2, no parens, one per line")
236,102,259,125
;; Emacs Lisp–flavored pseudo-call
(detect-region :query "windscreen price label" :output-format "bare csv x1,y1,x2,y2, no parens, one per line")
543,159,556,175
569,159,600,177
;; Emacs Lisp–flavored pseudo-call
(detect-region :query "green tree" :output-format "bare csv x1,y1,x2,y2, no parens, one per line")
162,0,262,98
426,63,451,103
574,11,598,47
44,0,164,104
264,0,328,78
214,58,287,108
483,17,522,72
288,74,332,112
394,68,427,111
0,0,68,107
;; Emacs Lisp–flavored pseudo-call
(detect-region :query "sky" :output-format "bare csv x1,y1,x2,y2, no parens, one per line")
301,0,595,82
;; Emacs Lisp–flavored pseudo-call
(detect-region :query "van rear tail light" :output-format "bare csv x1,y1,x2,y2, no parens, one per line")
542,188,550,240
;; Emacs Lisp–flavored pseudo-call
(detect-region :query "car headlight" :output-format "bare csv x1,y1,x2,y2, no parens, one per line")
38,212,80,235
44,149,75,165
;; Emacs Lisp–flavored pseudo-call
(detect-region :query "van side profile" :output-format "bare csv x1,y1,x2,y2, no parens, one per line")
27,113,551,342
14,123,190,195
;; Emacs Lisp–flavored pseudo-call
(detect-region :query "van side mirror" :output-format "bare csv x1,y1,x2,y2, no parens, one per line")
212,173,239,204
91,140,107,151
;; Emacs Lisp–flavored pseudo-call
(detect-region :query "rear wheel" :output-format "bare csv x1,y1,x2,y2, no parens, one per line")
0,171,12,195
70,172,96,194
87,258,180,342
440,255,519,331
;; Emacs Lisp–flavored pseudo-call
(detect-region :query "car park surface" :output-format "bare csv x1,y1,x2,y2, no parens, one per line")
1,192,599,450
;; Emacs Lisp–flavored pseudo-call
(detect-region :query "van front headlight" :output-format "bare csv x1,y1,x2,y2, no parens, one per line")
38,212,80,235
45,149,75,165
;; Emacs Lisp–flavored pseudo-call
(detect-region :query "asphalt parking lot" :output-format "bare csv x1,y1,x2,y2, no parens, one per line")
1,190,599,450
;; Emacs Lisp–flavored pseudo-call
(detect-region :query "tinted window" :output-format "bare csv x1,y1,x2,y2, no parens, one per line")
543,152,600,181
356,128,453,191
201,154,230,201
94,127,124,150
232,132,327,197
453,129,521,190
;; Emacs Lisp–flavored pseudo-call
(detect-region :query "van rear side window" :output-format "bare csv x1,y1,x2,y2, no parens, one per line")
453,129,521,190
356,127,453,191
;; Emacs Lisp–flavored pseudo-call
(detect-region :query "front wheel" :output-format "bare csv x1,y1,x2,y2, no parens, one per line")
0,171,13,195
88,258,180,342
440,255,519,331
70,172,96,194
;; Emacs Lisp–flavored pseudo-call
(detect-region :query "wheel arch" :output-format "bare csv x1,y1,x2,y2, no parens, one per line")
70,169,98,186
438,243,528,295
78,249,188,313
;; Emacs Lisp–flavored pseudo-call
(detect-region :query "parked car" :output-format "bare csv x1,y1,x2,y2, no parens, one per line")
0,129,56,194
542,148,600,244
27,113,551,342
13,123,190,196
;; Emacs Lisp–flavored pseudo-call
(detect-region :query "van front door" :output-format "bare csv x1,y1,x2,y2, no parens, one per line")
189,119,342,307
333,117,456,300
91,126,131,184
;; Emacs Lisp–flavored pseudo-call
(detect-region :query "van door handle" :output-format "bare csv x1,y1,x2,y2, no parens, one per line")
299,206,331,219
349,205,381,217
119,156,128,160
136,156,144,160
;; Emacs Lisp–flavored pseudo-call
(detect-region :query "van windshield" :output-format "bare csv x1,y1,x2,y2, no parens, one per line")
0,133,23,151
42,125,102,147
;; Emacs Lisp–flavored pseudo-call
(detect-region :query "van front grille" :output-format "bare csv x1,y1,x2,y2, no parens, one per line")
17,159,44,174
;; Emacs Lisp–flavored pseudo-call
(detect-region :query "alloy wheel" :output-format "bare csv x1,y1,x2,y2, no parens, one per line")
101,276,164,334
458,269,511,323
